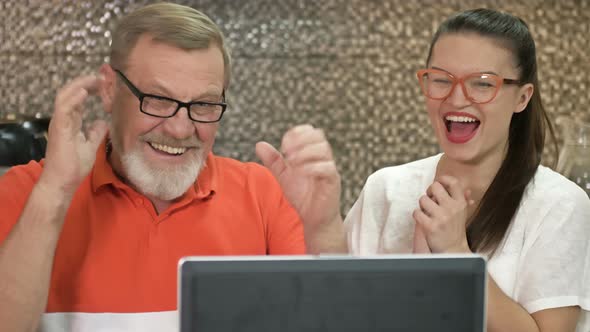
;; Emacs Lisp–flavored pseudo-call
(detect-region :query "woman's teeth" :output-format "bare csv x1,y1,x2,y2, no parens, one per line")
149,142,187,155
445,115,478,123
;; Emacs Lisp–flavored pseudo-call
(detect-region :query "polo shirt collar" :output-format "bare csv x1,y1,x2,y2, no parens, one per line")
91,139,124,192
194,152,217,199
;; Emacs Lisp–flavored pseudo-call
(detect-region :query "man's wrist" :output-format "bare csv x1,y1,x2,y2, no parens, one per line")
34,176,77,212
36,173,78,200
303,214,343,237
303,215,347,254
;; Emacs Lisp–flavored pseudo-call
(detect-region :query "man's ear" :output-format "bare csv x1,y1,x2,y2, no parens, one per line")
99,64,116,114
514,83,534,114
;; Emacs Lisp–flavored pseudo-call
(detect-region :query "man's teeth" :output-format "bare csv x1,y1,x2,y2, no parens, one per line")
150,143,187,155
445,115,478,123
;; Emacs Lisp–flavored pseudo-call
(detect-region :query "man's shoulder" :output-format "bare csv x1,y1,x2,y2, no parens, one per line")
0,159,45,187
210,154,274,182
208,154,292,211
0,160,46,242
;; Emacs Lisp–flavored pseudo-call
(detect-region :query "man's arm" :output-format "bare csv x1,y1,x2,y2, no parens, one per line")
303,216,347,254
0,180,75,332
256,125,347,254
0,74,108,332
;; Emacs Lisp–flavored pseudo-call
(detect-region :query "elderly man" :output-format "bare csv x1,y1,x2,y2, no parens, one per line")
0,3,341,331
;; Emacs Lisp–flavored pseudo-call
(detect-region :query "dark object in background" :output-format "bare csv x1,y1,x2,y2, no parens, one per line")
0,117,50,166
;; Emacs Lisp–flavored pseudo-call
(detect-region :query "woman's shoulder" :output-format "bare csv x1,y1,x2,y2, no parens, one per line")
516,165,590,233
354,154,442,205
526,165,590,206
367,154,442,185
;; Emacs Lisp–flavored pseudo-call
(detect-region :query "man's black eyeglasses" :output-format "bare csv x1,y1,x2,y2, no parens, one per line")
114,69,227,123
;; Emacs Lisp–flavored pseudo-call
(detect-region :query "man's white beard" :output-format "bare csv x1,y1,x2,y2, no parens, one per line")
121,146,205,201
110,124,205,201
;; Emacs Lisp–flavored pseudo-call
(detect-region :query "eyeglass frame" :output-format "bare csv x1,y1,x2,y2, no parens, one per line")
416,68,522,104
113,69,227,123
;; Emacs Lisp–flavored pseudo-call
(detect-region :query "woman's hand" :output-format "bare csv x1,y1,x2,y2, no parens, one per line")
412,175,473,253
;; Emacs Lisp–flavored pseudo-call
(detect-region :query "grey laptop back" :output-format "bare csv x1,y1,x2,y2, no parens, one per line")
179,255,486,332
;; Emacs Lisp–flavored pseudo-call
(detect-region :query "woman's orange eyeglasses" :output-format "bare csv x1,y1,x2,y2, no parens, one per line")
416,69,522,104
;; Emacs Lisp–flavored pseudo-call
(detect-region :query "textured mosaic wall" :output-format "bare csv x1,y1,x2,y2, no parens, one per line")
1,0,588,212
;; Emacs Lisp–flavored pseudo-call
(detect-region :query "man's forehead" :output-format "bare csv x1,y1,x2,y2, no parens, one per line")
126,37,223,77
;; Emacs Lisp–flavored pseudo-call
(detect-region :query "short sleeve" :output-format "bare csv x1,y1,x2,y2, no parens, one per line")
344,177,384,255
0,161,43,244
344,170,397,255
514,185,590,315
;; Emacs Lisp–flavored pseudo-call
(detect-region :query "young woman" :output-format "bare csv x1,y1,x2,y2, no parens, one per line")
341,8,590,332
259,7,589,332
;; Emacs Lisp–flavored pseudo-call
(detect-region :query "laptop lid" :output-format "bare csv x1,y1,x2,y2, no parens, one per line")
179,255,486,332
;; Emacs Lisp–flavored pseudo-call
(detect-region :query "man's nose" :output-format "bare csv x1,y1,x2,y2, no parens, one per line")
161,106,196,139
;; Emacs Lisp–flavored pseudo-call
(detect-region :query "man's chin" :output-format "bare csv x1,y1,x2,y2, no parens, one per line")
130,168,200,201
122,151,205,201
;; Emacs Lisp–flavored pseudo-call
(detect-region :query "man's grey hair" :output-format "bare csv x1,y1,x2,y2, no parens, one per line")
110,2,231,87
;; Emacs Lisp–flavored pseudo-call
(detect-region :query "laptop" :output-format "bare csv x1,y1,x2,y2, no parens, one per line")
178,255,486,332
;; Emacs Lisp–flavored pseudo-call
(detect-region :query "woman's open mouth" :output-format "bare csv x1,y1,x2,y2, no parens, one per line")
444,113,480,144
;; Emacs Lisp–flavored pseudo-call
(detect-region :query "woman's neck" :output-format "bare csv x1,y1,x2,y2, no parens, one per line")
435,150,505,216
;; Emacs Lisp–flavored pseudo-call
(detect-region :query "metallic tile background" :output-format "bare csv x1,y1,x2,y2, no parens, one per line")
1,0,588,212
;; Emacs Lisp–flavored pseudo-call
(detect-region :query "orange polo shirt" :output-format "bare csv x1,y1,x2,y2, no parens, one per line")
0,141,305,315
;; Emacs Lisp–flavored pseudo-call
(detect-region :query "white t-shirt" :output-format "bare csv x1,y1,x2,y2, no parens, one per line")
345,154,590,331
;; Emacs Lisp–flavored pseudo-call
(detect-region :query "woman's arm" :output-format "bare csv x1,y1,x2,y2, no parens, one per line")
487,274,580,332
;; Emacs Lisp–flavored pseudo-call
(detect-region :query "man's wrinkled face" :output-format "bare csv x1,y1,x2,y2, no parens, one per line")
106,34,225,200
